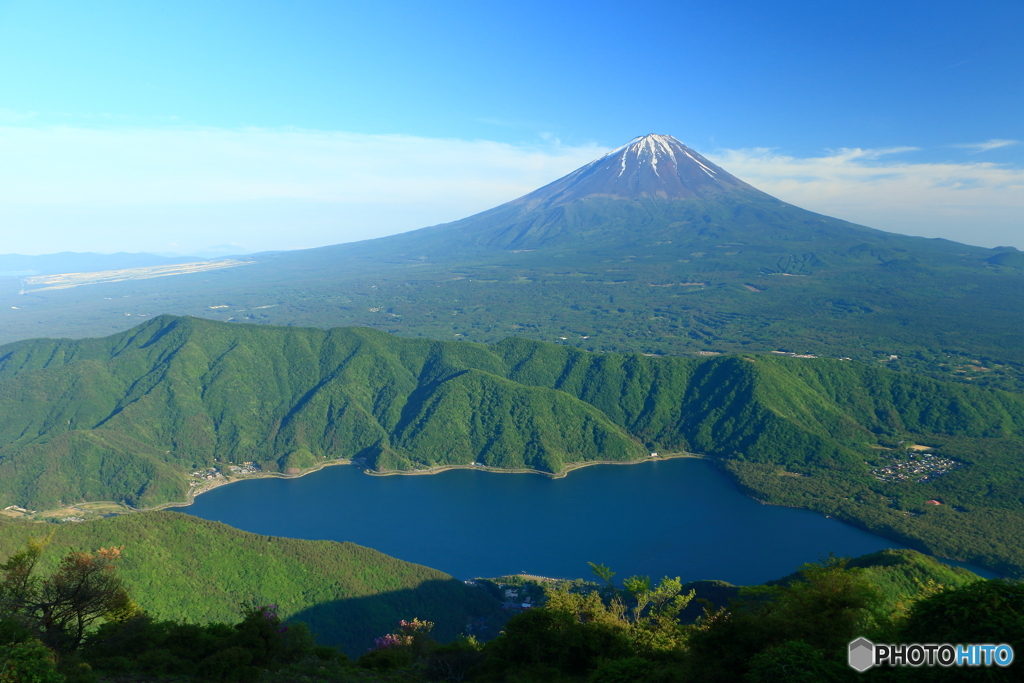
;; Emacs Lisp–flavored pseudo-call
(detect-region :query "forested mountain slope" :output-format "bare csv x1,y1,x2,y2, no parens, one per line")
1,315,1023,575
0,511,500,656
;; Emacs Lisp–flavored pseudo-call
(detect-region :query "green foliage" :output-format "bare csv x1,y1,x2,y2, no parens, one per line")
898,579,1024,647
279,448,318,473
81,604,347,682
0,317,645,508
358,645,414,672
575,564,695,654
423,636,484,683
0,539,134,652
477,566,694,681
480,606,632,679
0,639,64,683
358,618,436,672
684,557,891,681
586,656,664,683
843,548,980,607
356,620,487,681
426,553,999,683
745,640,851,683
890,580,1024,682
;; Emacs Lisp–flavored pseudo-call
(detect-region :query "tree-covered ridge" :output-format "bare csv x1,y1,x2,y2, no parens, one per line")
1,315,1024,575
494,336,1024,464
0,512,499,656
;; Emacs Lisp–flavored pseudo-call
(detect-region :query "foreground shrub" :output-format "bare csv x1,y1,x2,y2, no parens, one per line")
0,639,64,683
81,603,341,681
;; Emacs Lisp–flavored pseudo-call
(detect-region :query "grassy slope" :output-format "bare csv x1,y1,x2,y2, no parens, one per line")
1,316,1023,576
0,512,500,656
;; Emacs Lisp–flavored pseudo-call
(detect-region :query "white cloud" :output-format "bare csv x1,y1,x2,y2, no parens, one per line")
0,108,39,124
706,147,1024,248
0,126,606,254
950,139,1019,153
0,125,1021,254
0,126,606,206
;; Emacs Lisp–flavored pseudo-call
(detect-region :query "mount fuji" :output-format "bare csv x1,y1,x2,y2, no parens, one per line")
499,134,761,203
297,133,948,257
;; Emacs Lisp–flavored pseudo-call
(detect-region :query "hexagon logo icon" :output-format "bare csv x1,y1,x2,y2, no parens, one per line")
849,637,875,672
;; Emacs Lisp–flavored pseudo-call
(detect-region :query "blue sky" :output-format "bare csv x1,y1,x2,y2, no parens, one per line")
0,0,1021,254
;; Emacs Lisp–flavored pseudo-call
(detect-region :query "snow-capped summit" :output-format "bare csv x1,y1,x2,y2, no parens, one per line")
509,134,762,211
341,133,779,252
610,134,720,181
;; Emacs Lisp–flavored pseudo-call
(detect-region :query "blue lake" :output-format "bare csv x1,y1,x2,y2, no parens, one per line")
180,458,994,585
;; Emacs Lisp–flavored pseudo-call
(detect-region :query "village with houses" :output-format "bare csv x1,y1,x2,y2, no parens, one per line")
187,462,262,490
869,446,962,485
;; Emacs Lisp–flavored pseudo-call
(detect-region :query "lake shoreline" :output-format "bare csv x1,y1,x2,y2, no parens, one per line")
136,458,356,512
131,452,706,513
27,454,707,519
365,451,706,479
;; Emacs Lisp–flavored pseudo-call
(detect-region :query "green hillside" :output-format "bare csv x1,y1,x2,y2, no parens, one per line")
1,315,1023,576
0,512,499,656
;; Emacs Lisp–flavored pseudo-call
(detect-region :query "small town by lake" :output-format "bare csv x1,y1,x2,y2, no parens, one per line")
180,457,993,585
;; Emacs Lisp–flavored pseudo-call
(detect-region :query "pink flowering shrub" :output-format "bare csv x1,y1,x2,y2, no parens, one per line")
373,633,410,649
360,618,437,671
370,618,434,651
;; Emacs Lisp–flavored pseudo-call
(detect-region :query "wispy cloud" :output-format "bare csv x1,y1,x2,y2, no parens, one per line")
708,146,1024,247
0,126,605,206
0,126,605,253
950,139,1019,153
0,125,1021,254
0,108,39,124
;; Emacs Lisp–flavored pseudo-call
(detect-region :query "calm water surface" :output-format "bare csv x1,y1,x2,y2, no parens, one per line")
180,458,993,585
